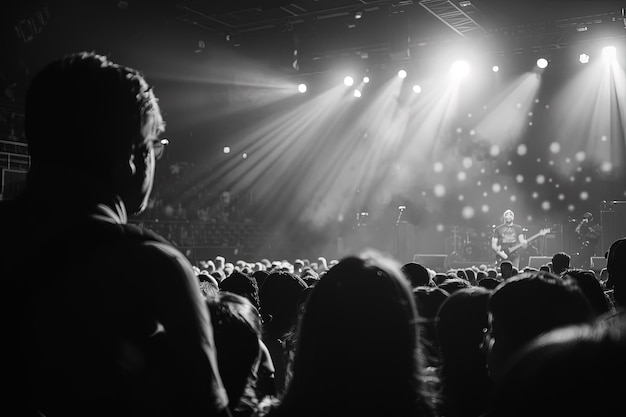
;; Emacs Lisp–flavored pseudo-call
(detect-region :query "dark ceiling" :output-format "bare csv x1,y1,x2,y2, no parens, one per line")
1,0,624,82
172,0,626,73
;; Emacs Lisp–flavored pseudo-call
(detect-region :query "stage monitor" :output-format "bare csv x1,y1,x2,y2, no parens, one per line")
590,256,607,272
413,254,447,272
528,256,552,269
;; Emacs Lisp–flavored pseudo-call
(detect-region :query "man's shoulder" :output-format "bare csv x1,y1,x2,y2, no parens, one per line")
92,223,185,262
81,230,196,288
60,220,189,274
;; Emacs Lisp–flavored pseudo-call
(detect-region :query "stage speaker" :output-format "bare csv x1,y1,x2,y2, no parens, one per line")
601,202,626,255
413,254,447,272
528,256,552,269
590,257,607,272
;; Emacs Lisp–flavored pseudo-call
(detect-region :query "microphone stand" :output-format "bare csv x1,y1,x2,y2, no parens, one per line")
395,206,406,261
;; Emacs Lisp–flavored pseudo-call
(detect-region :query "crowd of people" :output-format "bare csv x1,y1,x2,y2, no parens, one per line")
2,51,626,417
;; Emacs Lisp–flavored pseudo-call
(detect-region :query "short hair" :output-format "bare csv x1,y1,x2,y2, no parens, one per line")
401,262,432,288
551,252,571,275
219,270,261,312
25,52,164,174
478,277,500,290
562,269,611,318
488,311,626,417
488,271,593,375
500,261,514,279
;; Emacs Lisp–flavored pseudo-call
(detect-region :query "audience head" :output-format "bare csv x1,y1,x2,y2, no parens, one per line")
219,270,261,312
413,286,450,321
317,256,328,271
551,251,571,275
486,270,594,381
258,271,307,336
281,250,434,417
211,269,226,283
476,270,487,281
562,269,611,318
456,269,468,282
606,237,626,308
464,268,477,285
197,272,220,298
599,267,609,285
300,267,320,287
433,273,448,286
401,262,433,288
214,256,226,271
25,51,165,214
437,286,491,356
499,261,514,279
487,310,626,417
478,277,500,290
207,292,262,412
292,259,305,275
436,287,492,417
438,277,472,295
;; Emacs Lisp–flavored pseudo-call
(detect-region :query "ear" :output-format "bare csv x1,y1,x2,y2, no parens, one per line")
128,154,137,175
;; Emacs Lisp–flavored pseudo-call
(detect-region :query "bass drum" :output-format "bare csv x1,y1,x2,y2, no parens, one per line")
461,242,484,261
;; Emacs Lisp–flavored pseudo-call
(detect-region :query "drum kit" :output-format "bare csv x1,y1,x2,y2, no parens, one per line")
446,226,492,262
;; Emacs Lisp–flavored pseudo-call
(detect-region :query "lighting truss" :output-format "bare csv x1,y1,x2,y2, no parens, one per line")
419,0,485,38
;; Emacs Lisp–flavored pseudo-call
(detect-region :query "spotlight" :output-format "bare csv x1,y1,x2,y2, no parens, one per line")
353,89,362,98
579,53,590,64
602,46,617,62
398,69,407,79
363,76,370,84
492,65,500,72
297,83,307,93
344,76,354,86
223,146,231,154
451,60,470,79
536,58,549,69
354,11,363,19
412,84,422,94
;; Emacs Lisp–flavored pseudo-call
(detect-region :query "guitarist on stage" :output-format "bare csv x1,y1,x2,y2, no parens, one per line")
492,209,527,269
573,212,602,269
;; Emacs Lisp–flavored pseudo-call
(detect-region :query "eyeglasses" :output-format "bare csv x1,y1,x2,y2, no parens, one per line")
152,138,169,160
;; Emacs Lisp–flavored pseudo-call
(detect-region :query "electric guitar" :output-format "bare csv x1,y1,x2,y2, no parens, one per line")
495,228,551,262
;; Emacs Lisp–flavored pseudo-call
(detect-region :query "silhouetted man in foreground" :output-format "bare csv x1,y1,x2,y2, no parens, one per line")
0,52,230,417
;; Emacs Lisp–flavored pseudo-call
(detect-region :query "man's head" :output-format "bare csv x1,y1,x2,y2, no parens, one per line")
500,260,514,279
551,252,571,275
606,238,626,307
503,209,514,224
583,212,593,222
25,52,165,214
486,271,593,381
401,262,432,288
